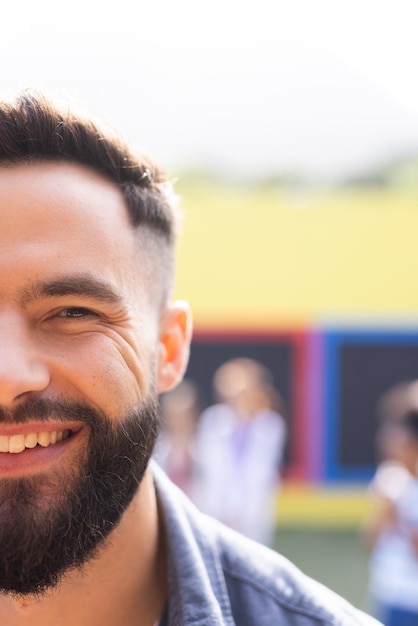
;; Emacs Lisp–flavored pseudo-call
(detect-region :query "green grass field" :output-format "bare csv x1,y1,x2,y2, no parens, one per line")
274,527,370,612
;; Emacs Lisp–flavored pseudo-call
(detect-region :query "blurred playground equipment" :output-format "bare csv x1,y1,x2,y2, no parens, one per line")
173,177,418,528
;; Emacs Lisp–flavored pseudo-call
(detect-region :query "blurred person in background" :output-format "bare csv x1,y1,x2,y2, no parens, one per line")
154,379,201,501
195,358,287,546
362,381,418,625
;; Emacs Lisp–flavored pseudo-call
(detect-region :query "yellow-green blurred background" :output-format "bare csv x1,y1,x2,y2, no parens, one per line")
175,179,418,327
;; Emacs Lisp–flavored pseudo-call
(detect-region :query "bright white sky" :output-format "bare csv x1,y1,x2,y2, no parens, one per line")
2,0,418,179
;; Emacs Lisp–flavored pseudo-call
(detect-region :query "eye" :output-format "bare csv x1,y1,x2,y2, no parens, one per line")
56,307,97,319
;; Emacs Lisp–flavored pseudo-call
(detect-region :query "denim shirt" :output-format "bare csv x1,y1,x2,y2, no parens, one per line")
152,463,381,626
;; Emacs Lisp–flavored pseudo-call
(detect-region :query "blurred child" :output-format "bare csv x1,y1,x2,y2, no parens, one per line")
154,379,202,500
362,381,418,625
195,358,287,546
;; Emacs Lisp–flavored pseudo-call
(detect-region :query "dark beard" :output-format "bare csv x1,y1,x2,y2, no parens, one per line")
0,395,159,597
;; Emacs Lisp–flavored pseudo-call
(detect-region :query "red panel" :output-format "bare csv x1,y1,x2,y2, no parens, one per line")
192,327,309,481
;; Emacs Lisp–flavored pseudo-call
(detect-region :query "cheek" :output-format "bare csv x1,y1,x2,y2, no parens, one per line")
47,332,155,414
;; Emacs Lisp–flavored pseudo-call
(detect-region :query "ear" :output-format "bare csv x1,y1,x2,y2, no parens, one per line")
156,301,193,394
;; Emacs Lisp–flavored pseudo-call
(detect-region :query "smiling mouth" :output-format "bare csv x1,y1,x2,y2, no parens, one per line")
0,430,72,454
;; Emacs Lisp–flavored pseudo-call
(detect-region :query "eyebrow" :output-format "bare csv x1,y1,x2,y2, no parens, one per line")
20,274,124,306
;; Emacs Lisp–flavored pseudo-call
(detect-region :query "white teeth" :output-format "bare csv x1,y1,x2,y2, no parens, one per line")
9,434,25,454
25,433,37,449
0,430,71,453
38,432,50,447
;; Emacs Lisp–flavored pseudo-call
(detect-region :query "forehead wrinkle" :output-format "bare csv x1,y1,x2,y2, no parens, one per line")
19,273,124,307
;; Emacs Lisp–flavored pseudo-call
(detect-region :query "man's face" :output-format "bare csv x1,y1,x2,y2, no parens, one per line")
0,161,181,595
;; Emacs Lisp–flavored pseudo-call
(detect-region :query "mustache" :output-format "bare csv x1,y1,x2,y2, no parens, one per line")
0,397,103,426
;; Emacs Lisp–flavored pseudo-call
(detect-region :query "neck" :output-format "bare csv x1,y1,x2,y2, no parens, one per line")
0,468,167,626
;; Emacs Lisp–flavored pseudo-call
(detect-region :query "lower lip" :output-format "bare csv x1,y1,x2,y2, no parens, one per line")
0,430,84,477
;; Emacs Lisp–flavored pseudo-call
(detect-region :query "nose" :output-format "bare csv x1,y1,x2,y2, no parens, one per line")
0,313,50,407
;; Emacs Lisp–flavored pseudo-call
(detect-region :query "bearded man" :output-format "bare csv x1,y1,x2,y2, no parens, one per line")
0,91,380,626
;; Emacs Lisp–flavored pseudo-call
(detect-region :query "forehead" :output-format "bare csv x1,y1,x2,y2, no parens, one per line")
0,161,141,299
0,160,131,235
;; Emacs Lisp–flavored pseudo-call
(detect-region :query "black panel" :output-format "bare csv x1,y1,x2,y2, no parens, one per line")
339,343,418,468
184,337,294,465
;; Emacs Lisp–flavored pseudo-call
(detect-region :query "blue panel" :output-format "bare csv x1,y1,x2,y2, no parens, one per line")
321,327,418,483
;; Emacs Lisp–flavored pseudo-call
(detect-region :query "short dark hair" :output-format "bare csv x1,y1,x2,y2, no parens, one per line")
0,89,179,243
